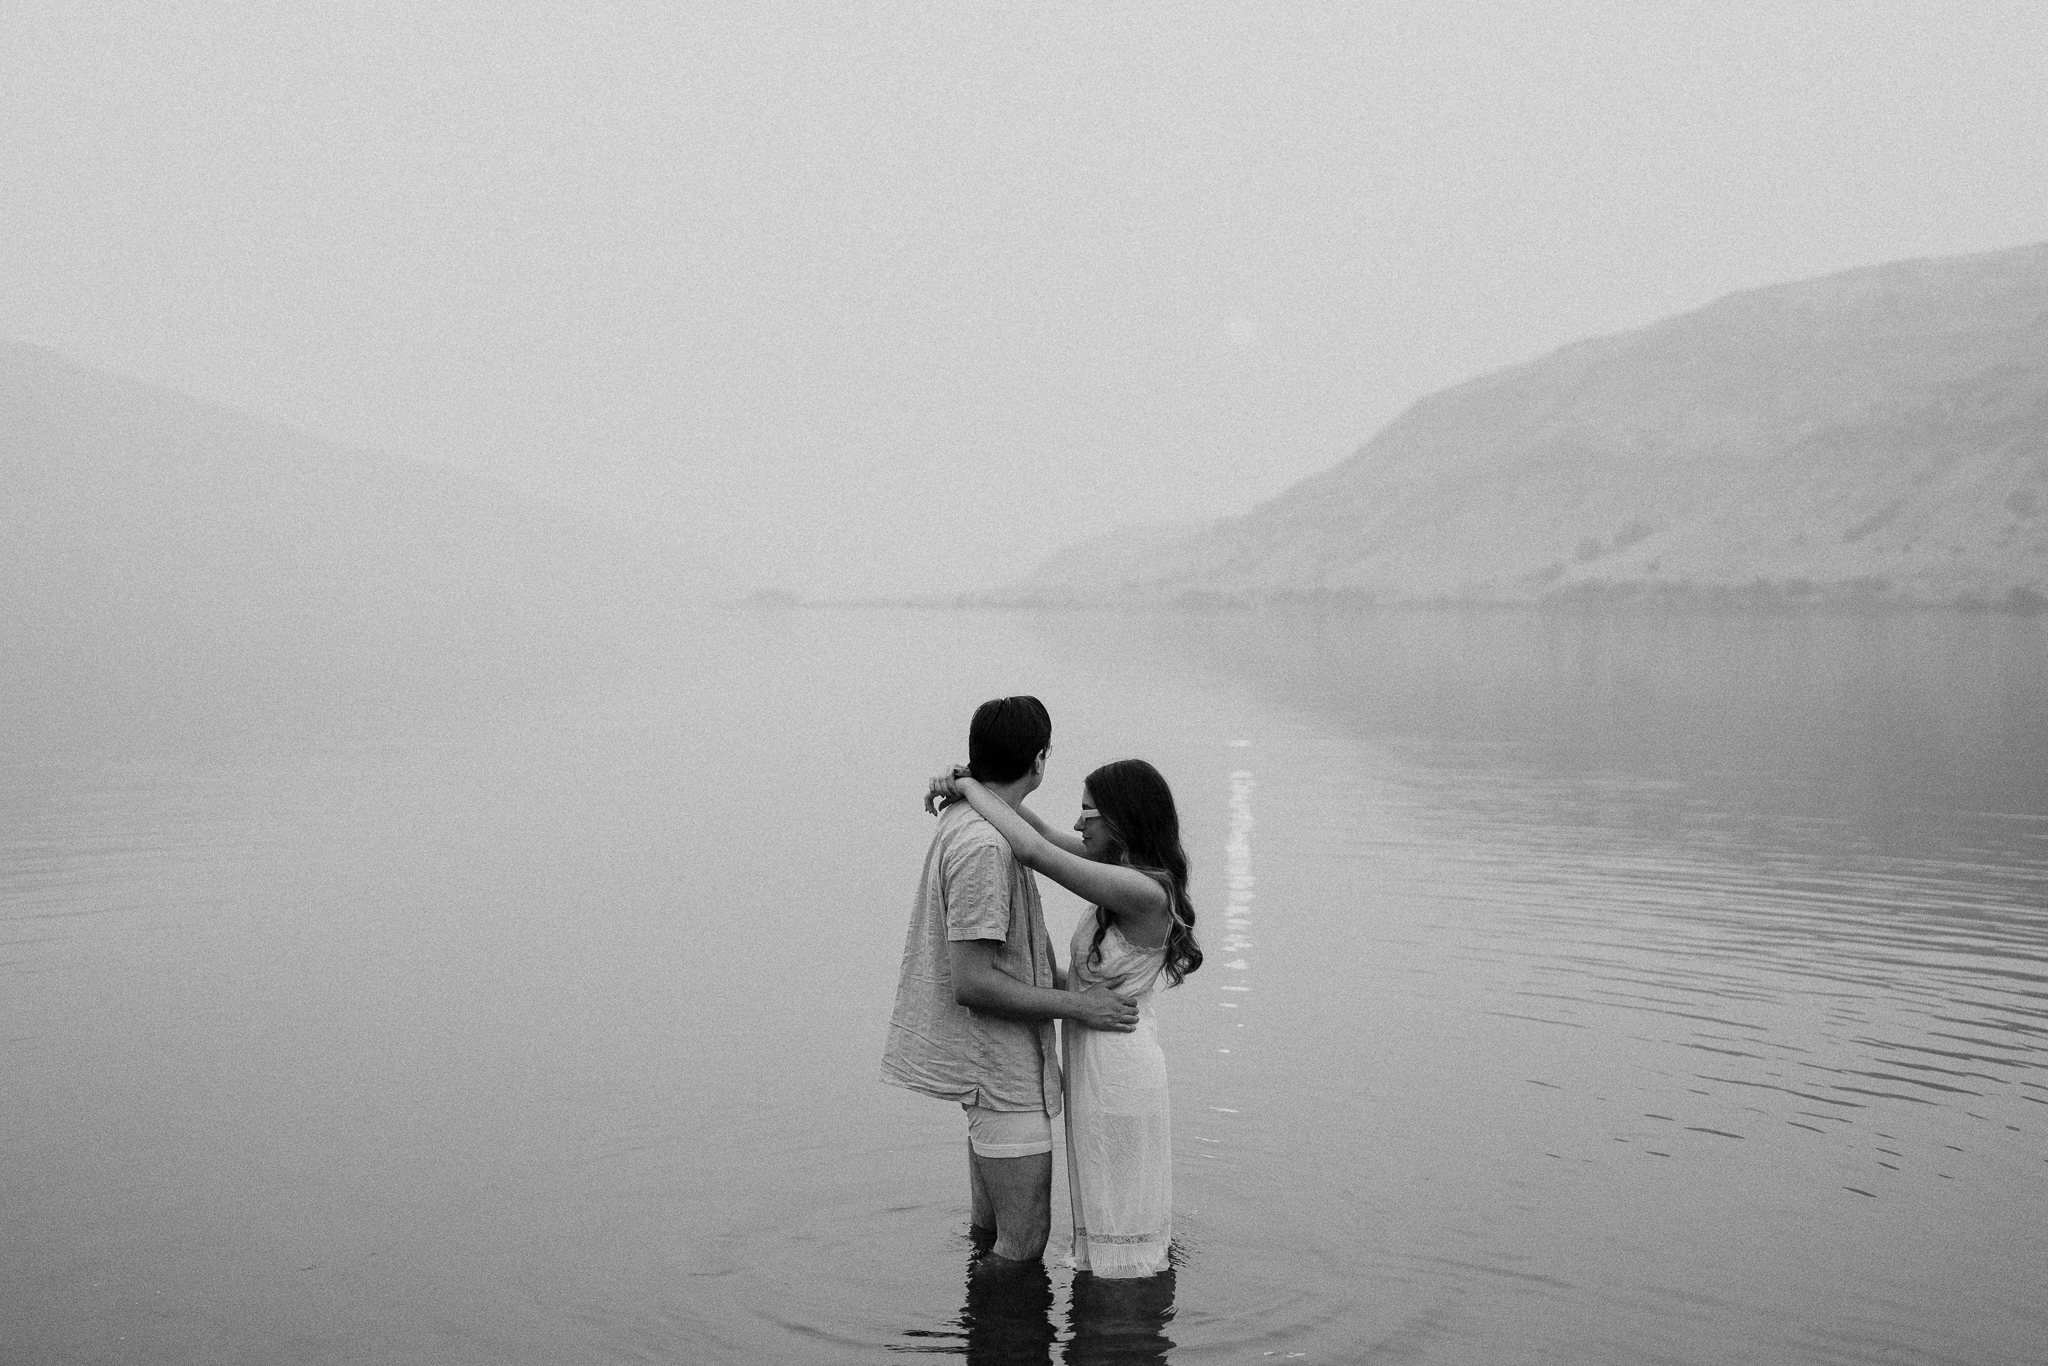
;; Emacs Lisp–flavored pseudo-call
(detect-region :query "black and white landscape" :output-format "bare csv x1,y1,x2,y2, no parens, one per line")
5,9,2046,1366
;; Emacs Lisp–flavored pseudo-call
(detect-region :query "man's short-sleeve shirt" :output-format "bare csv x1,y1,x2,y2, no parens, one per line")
880,801,1062,1114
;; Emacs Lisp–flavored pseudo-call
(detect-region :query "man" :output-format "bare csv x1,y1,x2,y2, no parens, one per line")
881,695,1139,1269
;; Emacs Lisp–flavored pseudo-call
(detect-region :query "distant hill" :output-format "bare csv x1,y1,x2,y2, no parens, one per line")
1,342,688,754
998,241,2048,610
993,520,1214,601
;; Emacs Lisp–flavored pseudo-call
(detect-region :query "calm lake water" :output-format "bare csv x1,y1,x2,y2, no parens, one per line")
5,608,2045,1365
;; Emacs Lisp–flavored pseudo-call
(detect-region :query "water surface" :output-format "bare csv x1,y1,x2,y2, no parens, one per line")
4,608,2043,1363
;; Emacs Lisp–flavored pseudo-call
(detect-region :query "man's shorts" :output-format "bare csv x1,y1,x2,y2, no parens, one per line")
963,1103,1053,1158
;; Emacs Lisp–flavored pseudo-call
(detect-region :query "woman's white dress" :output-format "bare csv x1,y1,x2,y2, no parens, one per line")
1063,911,1172,1278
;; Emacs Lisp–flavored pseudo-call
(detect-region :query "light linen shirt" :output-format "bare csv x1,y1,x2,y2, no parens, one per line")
880,801,1063,1114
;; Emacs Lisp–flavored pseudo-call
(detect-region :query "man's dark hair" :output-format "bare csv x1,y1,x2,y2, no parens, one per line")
967,696,1052,784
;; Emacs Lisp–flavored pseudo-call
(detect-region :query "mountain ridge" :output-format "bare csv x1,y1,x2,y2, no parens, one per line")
995,241,2048,610
2,340,688,754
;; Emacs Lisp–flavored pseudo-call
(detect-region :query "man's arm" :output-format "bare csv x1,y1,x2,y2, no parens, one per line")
949,940,1138,1032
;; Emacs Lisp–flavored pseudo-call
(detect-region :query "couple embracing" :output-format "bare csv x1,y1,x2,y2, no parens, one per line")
881,695,1202,1280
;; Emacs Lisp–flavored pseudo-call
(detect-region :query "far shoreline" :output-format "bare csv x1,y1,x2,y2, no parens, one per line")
730,583,2048,618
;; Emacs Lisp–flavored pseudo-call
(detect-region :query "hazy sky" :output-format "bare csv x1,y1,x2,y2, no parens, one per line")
8,2,2046,598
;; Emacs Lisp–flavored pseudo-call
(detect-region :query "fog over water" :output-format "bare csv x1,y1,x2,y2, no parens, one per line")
7,7,2048,1363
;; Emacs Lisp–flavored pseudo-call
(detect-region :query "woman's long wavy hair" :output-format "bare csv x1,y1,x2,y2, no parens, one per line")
1083,758,1202,987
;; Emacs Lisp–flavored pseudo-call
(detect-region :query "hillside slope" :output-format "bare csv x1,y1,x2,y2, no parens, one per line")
1008,241,2048,609
1,342,682,752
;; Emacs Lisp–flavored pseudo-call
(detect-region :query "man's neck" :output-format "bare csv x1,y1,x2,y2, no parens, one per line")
979,775,1034,811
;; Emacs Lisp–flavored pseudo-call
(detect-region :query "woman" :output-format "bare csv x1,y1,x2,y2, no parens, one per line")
937,758,1201,1278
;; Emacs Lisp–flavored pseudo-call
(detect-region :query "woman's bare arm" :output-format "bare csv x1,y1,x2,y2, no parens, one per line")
1015,800,1090,858
928,767,1088,857
953,777,1169,926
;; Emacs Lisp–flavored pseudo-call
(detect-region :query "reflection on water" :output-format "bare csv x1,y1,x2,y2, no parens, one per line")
894,1257,1177,1365
4,607,2044,1364
1028,606,2048,1363
1064,1270,1177,1364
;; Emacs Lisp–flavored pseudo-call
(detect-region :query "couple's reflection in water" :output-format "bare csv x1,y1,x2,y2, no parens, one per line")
896,1235,1178,1364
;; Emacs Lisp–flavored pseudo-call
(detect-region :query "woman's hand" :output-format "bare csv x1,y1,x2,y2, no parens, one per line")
923,764,971,815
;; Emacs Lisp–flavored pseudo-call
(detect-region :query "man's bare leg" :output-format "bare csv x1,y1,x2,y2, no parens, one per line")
968,1141,997,1248
969,1149,1051,1266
